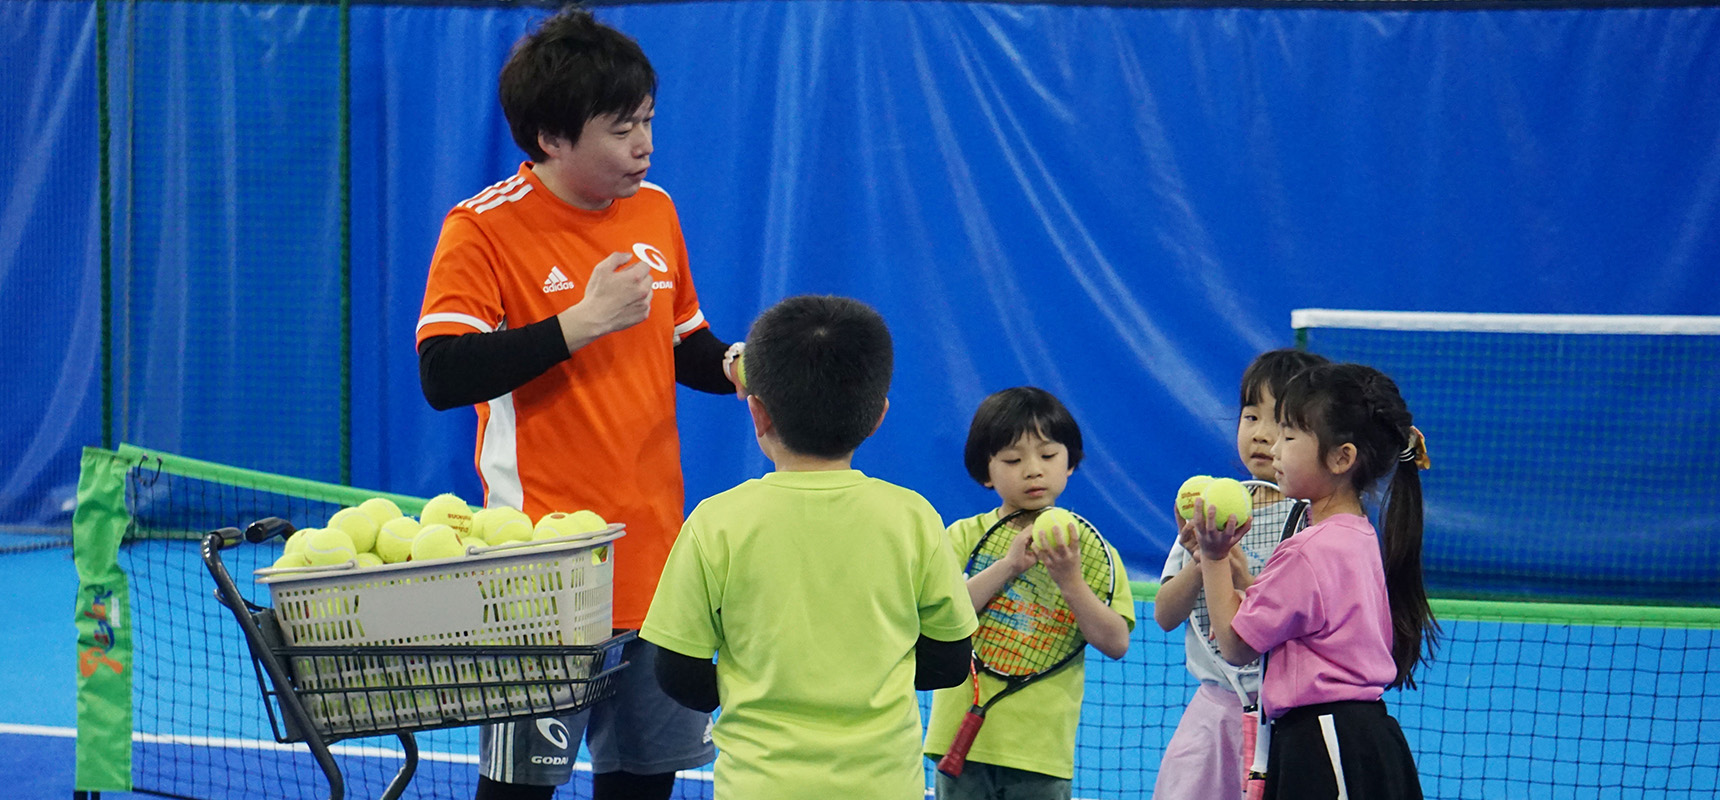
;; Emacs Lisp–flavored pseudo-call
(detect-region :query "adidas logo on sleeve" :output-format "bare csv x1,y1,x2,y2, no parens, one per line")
542,266,576,294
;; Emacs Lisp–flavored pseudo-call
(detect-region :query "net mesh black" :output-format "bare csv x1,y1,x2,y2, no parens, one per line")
112,455,1719,799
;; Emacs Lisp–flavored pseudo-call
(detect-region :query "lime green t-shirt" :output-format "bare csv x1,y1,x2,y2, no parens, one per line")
641,470,978,799
922,510,1136,780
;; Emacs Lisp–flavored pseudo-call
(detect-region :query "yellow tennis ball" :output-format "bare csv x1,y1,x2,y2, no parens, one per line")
411,524,467,562
375,517,421,563
303,528,358,566
1175,475,1214,521
1032,507,1079,550
469,506,529,545
272,552,310,569
419,493,474,539
482,508,534,546
283,529,311,557
735,351,747,387
358,497,404,527
533,510,608,541
1201,478,1253,527
354,552,383,568
327,507,380,554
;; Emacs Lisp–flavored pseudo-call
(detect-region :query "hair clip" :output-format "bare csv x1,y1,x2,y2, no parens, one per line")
1398,426,1431,470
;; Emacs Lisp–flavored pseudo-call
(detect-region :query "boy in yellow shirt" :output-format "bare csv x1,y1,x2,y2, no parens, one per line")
925,386,1134,799
642,295,978,798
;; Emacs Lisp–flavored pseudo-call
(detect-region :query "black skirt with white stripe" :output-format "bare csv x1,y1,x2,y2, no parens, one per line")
1266,700,1423,800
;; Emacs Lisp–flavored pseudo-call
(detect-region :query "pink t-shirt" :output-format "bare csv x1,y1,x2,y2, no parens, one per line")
1230,513,1398,720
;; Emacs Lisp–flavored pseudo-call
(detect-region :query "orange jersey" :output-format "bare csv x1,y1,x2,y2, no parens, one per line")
417,162,709,627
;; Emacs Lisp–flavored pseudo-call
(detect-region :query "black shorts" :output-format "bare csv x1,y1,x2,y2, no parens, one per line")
1266,700,1422,800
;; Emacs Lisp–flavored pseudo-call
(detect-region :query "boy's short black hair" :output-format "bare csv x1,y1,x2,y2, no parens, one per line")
499,7,657,161
1240,348,1329,409
962,387,1084,485
746,296,893,459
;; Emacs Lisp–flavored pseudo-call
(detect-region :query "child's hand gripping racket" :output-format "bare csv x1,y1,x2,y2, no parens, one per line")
936,507,1117,778
1187,480,1307,799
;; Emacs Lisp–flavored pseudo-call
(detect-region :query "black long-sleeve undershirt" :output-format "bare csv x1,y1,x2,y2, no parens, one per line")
652,634,974,713
418,322,733,411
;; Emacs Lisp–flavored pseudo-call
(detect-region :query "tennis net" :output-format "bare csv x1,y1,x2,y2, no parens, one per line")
72,444,1719,798
1293,309,1720,605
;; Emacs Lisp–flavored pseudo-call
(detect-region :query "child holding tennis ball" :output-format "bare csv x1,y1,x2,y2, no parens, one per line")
924,386,1134,799
1193,362,1437,798
642,296,977,799
1153,348,1326,799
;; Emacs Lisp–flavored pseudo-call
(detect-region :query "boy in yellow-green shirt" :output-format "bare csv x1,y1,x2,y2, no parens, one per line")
924,387,1135,799
642,295,978,798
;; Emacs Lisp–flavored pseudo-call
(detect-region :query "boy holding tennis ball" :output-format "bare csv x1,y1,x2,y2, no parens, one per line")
643,296,977,799
1152,348,1327,800
924,386,1134,799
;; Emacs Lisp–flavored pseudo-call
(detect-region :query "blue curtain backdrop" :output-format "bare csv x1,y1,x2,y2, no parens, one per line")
5,1,1719,597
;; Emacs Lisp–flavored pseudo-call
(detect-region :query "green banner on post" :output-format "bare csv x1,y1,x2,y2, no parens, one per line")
72,446,134,792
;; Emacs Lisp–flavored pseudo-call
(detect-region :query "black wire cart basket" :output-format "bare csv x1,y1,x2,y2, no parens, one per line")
203,518,635,800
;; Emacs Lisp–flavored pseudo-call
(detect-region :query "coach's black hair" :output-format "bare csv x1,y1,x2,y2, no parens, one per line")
1277,363,1440,689
1240,348,1329,409
499,6,657,161
962,387,1084,485
745,295,893,458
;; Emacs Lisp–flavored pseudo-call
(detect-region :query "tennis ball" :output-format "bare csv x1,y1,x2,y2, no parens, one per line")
735,351,747,387
354,552,383,568
1201,477,1253,528
481,507,534,546
533,510,608,541
375,516,421,563
411,524,467,561
272,552,310,569
303,528,358,566
327,507,380,554
419,493,474,538
1175,475,1214,521
283,529,311,557
469,506,529,545
1032,507,1080,550
358,497,404,527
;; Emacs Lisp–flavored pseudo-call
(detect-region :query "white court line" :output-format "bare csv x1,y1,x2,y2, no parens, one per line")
1,723,714,781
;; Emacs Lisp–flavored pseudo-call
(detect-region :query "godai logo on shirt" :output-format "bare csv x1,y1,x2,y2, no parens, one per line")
542,243,671,295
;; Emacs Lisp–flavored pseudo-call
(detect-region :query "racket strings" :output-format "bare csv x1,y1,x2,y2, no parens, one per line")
972,515,1115,677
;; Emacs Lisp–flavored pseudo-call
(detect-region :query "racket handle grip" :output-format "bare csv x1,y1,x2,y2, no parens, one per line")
936,711,986,778
1242,709,1268,800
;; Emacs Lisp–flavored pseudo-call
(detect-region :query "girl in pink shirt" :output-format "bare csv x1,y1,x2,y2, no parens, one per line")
1192,363,1439,799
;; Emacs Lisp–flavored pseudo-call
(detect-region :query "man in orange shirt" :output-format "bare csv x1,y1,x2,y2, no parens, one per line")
416,9,735,800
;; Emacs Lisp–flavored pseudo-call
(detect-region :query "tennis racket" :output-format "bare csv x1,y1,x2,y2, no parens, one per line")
1188,480,1306,800
936,507,1116,778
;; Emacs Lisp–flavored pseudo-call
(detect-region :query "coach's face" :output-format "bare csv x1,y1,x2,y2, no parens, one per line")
535,97,655,210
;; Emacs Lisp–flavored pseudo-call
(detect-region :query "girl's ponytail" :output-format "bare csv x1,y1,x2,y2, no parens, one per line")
1383,447,1438,688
